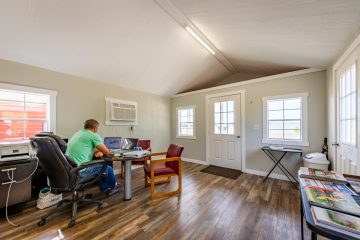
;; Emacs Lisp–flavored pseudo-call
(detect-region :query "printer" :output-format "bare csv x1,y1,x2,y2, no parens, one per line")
0,141,32,162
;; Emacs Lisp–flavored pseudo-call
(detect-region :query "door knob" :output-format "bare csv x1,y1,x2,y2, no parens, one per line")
331,143,340,146
236,136,241,138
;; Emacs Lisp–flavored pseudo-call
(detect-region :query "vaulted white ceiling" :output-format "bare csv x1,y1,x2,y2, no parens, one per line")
172,0,360,74
0,0,360,95
0,0,229,96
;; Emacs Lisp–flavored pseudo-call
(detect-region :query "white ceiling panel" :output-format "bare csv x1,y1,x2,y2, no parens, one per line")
172,0,360,74
0,0,230,95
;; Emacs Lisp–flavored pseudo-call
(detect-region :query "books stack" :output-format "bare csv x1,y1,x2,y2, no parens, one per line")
298,167,347,183
299,167,360,237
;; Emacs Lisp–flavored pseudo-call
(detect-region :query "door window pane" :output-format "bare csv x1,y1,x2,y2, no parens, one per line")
214,100,235,135
339,64,357,146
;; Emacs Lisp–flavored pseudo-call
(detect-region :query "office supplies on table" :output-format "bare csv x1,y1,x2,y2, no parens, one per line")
123,150,150,158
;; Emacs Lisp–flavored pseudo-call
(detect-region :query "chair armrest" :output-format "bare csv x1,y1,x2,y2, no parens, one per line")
150,157,181,165
150,151,167,157
72,159,108,173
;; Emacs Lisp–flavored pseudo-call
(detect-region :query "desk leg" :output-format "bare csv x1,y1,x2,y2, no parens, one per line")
123,161,132,201
311,231,317,240
300,194,304,240
263,151,287,182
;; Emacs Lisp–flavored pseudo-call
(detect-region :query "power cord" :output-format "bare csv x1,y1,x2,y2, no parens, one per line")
4,157,39,227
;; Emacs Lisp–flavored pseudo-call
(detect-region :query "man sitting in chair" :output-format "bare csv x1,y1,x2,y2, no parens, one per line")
65,119,117,195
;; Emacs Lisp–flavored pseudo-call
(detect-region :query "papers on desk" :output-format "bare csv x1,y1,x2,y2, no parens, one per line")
305,186,360,216
269,145,284,150
299,167,347,183
122,150,150,158
311,206,360,237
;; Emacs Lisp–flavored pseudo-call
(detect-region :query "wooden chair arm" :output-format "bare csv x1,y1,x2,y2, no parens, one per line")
150,151,167,157
150,157,181,166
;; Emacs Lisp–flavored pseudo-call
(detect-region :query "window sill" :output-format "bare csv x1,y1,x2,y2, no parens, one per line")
176,135,196,140
262,139,309,147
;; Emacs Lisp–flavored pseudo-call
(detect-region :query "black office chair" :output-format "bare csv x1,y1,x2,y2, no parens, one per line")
30,136,109,228
35,132,68,154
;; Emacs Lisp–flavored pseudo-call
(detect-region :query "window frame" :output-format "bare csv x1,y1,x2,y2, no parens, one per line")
0,83,57,142
176,105,196,139
262,92,309,146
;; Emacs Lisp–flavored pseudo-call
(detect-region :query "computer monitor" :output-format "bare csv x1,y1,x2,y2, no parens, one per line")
104,137,122,149
121,138,138,150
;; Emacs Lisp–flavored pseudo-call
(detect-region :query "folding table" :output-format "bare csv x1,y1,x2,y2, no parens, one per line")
261,146,302,188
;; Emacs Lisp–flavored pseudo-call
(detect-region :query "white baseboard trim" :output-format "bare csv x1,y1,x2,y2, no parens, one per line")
243,168,290,181
182,158,209,165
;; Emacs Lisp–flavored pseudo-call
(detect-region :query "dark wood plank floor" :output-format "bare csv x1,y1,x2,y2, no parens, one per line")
0,162,318,240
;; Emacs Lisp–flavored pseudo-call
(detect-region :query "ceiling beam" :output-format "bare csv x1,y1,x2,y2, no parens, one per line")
154,0,238,74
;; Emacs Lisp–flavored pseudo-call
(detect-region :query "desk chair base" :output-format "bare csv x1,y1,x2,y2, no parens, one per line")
37,190,103,228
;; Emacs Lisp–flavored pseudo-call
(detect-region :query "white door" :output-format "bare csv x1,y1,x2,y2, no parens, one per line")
335,53,359,175
207,94,242,170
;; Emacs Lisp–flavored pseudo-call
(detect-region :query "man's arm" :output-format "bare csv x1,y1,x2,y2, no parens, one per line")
95,143,110,157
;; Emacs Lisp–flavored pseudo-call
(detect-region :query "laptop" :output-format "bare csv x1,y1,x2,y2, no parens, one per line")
121,138,139,151
104,137,122,154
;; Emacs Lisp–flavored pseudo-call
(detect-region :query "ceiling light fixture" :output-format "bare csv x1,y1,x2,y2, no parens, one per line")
185,26,215,55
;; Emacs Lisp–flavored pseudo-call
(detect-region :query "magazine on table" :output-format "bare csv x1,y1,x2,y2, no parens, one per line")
299,178,357,196
305,186,360,217
311,206,360,237
349,181,360,194
299,167,347,183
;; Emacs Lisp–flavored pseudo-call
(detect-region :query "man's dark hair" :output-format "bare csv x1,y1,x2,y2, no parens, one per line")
84,119,99,129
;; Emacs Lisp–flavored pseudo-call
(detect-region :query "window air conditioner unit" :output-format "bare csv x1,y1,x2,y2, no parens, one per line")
110,101,136,121
105,97,137,125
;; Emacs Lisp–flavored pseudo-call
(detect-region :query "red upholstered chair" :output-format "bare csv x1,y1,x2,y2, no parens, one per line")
121,140,151,178
144,144,184,199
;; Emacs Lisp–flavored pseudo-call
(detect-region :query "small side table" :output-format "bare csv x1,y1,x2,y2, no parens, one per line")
262,146,302,188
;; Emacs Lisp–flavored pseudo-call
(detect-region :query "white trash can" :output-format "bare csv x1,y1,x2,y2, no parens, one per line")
303,153,330,170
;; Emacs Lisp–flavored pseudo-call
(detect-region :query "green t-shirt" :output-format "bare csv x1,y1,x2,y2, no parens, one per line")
65,129,103,166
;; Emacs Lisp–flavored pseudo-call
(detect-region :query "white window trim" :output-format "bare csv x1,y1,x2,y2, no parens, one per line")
176,105,196,139
262,92,309,147
0,83,57,133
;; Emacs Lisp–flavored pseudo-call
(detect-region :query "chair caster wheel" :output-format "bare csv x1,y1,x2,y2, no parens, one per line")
37,219,46,227
97,203,103,210
85,194,93,199
68,220,76,228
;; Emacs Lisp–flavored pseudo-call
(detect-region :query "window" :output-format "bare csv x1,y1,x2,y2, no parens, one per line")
177,106,195,139
339,63,356,146
262,93,309,146
214,100,234,135
0,83,57,143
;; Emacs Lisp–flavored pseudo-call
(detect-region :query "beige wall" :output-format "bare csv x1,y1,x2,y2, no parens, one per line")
0,59,171,153
172,71,327,177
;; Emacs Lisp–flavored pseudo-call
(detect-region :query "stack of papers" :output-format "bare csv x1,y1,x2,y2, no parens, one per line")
123,150,150,158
